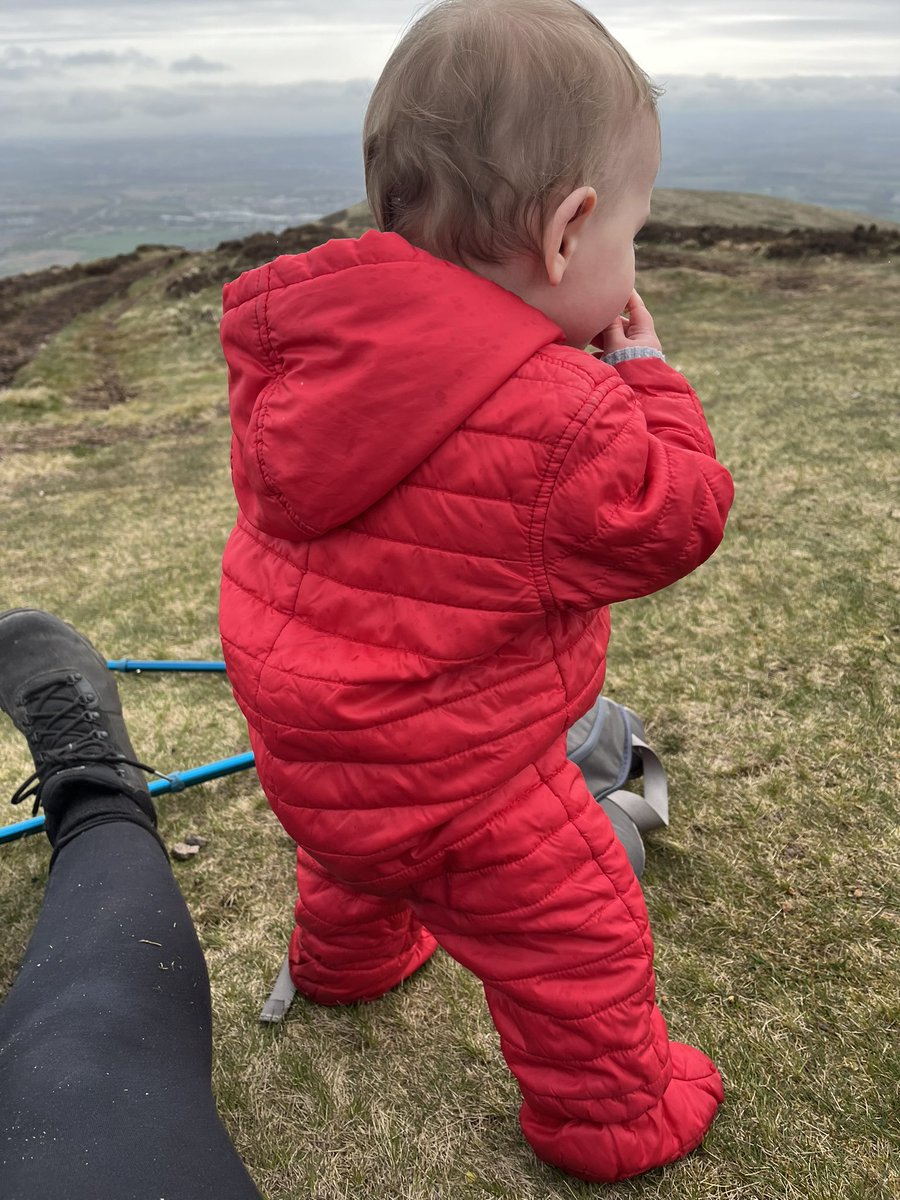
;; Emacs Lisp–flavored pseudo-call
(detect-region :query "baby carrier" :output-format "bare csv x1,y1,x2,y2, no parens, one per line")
566,697,669,879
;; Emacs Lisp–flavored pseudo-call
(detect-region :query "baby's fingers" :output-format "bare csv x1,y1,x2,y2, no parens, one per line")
596,314,628,353
623,289,655,336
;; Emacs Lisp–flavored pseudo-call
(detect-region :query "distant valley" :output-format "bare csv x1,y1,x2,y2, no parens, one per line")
2,112,899,277
0,135,366,277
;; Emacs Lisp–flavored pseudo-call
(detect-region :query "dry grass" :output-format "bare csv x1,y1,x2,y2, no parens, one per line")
0,218,898,1199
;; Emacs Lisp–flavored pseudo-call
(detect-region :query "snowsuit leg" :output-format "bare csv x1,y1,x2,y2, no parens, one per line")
290,846,438,1005
404,750,723,1184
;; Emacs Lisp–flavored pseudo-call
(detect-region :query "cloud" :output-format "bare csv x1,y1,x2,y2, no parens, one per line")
0,46,157,80
0,1,898,141
617,0,900,29
2,1,898,85
660,73,900,110
170,55,230,74
62,49,158,67
2,0,895,19
0,78,374,138
704,16,898,36
0,1,416,42
1,69,898,142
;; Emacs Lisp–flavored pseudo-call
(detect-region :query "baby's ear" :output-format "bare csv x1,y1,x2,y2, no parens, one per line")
543,186,597,286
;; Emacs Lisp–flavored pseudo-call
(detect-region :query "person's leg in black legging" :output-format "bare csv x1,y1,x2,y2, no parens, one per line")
0,609,263,1200
0,817,262,1200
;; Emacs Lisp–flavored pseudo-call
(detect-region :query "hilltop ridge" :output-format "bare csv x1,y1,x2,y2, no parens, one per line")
1,186,897,454
2,187,896,393
321,190,900,238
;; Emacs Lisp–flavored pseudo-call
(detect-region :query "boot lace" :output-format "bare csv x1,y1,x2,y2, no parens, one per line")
11,675,165,814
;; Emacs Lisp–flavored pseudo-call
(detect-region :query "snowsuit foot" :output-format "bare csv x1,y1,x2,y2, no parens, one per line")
520,1040,723,1182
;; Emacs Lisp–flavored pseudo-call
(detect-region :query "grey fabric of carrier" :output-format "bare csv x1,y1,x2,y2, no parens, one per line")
566,697,669,880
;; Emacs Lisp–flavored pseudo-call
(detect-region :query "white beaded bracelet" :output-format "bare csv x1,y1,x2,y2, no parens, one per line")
600,347,667,366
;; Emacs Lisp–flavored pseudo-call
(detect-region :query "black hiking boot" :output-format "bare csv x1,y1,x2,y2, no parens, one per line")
0,608,163,853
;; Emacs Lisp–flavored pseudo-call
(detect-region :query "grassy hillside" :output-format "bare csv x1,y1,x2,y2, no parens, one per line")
0,192,898,1200
645,188,897,231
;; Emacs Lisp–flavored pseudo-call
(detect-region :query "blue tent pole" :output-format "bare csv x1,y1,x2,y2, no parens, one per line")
148,751,256,793
0,751,256,846
106,660,227,673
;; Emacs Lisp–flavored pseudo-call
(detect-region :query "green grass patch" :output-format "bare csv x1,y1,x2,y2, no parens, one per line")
0,240,897,1199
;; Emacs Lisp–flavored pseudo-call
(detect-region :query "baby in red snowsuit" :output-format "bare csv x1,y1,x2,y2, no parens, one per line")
219,0,734,1184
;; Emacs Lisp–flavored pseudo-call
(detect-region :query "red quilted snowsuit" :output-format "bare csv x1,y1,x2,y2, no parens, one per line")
219,231,733,1183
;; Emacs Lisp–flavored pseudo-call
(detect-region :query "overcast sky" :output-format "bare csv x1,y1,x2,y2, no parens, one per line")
1,0,898,138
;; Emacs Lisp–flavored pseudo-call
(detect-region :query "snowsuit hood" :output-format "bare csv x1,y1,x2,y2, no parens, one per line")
220,230,564,540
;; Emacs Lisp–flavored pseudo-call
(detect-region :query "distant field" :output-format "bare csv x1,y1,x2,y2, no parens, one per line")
0,194,897,1200
2,123,898,277
2,226,266,277
5,187,890,278
0,134,367,279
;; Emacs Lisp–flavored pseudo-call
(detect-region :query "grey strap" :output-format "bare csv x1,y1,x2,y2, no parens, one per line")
606,734,669,833
259,955,296,1024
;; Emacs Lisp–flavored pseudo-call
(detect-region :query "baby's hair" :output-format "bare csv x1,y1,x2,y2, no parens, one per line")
363,0,662,267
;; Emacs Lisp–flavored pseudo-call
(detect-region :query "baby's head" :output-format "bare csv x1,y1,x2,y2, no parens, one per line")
363,0,662,349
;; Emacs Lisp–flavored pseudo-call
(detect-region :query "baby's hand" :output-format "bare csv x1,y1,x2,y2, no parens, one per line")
595,290,663,356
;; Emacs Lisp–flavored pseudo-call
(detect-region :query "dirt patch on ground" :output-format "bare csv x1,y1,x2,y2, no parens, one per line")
164,222,346,298
73,373,136,411
640,221,899,260
4,413,214,456
0,248,189,389
636,246,746,274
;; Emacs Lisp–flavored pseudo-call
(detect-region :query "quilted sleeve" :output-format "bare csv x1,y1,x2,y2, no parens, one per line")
536,358,734,610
